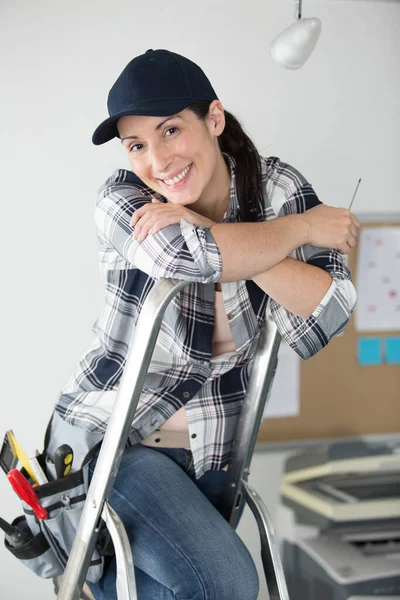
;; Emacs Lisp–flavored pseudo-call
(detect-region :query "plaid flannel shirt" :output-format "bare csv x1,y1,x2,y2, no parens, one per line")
55,155,356,478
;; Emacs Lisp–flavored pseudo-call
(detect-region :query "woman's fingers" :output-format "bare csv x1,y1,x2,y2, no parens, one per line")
134,212,178,242
337,233,357,254
130,202,164,227
138,216,165,241
131,203,188,241
342,210,360,250
130,204,151,226
347,234,357,249
148,220,169,236
350,213,361,228
350,224,359,239
133,211,155,240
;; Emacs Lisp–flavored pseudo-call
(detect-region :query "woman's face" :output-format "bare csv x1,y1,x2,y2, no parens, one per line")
117,101,225,206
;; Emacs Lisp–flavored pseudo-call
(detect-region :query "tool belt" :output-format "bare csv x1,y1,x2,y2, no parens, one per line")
3,412,109,583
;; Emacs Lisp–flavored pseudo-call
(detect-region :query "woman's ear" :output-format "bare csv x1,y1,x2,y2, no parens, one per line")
207,100,225,137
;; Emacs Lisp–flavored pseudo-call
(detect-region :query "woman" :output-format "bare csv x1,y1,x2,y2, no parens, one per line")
55,49,359,599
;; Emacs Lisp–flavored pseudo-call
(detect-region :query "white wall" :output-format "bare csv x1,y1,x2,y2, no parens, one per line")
0,0,399,598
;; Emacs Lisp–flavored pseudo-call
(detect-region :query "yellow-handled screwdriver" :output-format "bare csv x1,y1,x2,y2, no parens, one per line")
54,444,74,478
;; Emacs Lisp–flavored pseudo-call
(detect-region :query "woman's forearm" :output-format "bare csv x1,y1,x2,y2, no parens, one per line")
252,257,333,319
210,215,307,282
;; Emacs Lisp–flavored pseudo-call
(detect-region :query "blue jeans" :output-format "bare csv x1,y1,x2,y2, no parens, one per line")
87,444,259,600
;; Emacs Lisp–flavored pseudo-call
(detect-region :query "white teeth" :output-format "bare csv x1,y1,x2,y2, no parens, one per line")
163,164,191,186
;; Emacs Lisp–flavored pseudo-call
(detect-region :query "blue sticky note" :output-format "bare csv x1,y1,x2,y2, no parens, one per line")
357,338,382,366
385,337,400,365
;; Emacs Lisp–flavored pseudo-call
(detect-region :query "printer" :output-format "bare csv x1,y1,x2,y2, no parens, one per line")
280,441,400,599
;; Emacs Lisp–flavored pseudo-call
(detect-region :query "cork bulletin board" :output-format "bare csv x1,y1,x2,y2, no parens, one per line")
257,217,400,444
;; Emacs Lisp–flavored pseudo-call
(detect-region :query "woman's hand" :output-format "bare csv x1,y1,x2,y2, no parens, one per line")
130,198,216,241
299,205,361,254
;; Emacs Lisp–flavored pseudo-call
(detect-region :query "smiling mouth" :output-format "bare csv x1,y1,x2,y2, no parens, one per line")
162,164,193,186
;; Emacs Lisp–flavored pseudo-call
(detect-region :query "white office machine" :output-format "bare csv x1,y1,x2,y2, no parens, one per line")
280,441,400,599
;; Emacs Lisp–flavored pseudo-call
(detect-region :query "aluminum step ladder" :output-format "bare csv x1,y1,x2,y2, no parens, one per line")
57,278,290,600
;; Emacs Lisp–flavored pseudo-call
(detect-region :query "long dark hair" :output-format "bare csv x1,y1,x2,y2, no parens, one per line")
188,101,263,222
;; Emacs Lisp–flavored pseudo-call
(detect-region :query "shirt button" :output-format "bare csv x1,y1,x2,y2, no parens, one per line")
300,324,307,332
183,391,190,399
227,314,234,321
191,434,197,439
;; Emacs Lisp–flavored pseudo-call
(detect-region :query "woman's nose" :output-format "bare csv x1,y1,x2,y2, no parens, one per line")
149,144,172,175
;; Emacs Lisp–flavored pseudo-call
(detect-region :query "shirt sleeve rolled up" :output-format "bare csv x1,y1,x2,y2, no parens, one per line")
269,252,357,359
95,173,222,283
264,161,357,359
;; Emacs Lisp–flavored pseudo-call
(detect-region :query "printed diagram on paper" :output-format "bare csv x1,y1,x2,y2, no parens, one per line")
354,226,400,332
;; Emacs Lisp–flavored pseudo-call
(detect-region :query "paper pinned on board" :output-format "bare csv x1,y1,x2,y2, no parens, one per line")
354,226,400,332
263,340,300,419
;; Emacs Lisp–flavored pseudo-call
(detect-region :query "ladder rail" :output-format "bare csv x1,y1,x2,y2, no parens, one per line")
243,481,290,600
58,278,187,600
101,501,137,600
219,306,281,527
218,306,291,599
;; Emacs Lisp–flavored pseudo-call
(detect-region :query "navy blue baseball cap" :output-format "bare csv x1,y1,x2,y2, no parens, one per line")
92,49,219,145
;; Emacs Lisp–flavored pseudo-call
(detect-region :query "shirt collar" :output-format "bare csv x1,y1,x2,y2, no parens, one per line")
222,153,240,223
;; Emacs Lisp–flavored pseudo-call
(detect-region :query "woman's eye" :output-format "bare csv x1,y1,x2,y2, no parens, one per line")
165,127,178,137
129,143,144,153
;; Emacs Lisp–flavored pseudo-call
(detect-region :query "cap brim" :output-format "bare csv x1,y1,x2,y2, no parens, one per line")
92,114,121,146
91,98,196,145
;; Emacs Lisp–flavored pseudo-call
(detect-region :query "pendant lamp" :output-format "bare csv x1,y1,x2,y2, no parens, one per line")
271,0,322,69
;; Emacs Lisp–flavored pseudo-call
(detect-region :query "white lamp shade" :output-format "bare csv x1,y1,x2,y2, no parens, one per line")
271,17,322,69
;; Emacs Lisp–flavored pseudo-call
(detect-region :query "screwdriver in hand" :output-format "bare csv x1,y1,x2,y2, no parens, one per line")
349,178,362,211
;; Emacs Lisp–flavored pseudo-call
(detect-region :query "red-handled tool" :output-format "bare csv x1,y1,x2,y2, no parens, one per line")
7,469,48,520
